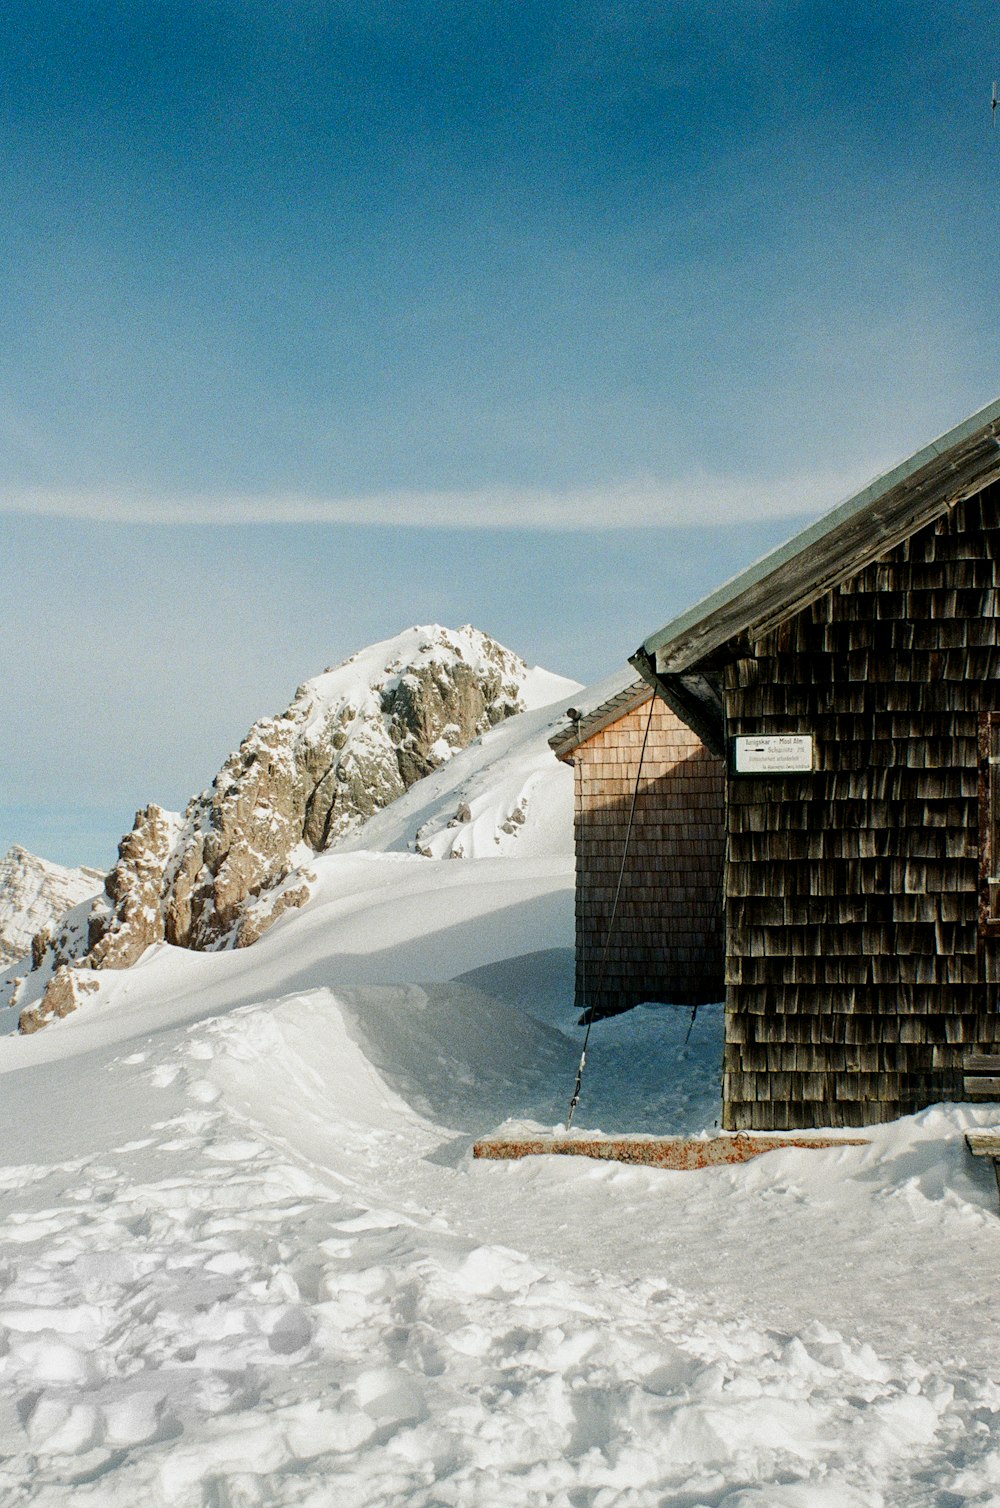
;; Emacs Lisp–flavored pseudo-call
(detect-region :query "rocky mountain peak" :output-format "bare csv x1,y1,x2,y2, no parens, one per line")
14,625,538,1030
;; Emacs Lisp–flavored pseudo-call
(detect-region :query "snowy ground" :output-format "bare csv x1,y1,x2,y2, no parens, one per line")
2,704,1000,1504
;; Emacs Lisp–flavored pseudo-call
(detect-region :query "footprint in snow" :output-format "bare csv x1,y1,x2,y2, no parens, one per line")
352,1366,427,1426
193,1370,259,1417
266,1307,313,1355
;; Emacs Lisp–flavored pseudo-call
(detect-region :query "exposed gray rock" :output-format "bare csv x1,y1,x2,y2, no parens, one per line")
19,965,98,1034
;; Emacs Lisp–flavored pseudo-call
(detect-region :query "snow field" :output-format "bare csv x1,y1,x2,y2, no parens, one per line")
0,985,997,1505
1,684,1000,1504
1,850,577,1044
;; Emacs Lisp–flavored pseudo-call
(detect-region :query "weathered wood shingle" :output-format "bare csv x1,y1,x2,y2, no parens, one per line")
554,694,725,1017
719,488,1000,1128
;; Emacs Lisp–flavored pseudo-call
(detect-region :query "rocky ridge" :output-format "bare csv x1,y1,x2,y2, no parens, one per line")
14,625,536,1031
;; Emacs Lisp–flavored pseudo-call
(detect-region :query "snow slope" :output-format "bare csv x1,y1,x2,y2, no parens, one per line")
0,680,999,1504
334,687,578,861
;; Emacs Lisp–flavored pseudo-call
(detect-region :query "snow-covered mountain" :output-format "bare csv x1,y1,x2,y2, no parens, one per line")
0,846,104,969
8,625,580,1031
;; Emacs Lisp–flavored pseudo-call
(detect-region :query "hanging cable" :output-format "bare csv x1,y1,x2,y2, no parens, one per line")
565,693,657,1128
682,857,726,1047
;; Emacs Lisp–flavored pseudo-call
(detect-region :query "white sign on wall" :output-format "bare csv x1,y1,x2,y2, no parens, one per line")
733,734,814,774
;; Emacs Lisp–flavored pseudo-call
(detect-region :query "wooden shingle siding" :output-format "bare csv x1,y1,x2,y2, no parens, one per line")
571,698,725,1016
723,485,1000,1130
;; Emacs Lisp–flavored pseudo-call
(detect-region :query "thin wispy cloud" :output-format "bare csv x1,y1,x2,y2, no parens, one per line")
1,468,874,531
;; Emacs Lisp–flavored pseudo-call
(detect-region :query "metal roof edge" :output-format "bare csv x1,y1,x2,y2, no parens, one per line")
638,394,1000,668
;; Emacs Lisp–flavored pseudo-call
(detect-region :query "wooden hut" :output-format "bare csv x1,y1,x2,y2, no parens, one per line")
632,397,1000,1131
550,677,725,1018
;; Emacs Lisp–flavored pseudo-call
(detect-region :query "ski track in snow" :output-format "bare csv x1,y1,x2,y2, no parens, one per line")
0,990,997,1506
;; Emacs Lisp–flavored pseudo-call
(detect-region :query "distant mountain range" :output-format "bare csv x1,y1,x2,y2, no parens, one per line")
0,847,104,969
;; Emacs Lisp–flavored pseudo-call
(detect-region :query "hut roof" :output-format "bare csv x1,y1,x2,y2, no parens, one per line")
548,674,651,761
630,396,1000,753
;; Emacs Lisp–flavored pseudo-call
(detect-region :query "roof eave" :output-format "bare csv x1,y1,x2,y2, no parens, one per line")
630,649,726,758
639,397,1000,677
548,682,652,759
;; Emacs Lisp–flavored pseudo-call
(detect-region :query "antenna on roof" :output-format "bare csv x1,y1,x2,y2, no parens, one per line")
993,81,998,125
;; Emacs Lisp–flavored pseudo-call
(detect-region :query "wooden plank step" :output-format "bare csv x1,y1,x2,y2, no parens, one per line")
965,1054,1000,1072
472,1133,869,1170
964,1077,1000,1098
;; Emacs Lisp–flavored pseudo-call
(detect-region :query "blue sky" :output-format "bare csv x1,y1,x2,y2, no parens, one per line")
3,1,1000,866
